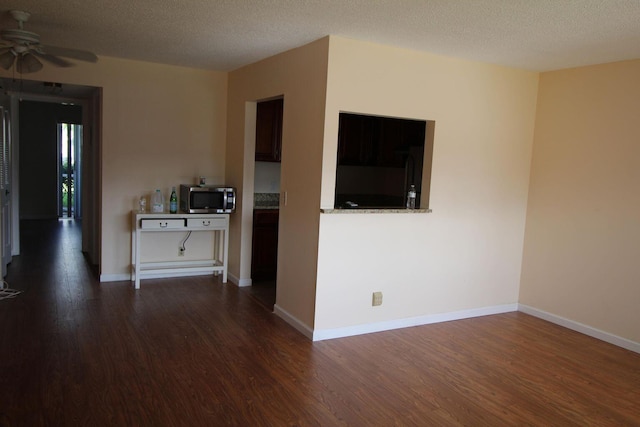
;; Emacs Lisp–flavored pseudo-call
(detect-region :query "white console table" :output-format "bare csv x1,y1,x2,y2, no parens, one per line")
130,212,229,289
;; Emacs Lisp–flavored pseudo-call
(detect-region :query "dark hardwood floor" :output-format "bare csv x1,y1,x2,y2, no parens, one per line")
240,279,276,311
1,219,639,426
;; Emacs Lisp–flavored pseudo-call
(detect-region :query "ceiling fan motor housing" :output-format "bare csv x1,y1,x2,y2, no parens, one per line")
1,29,41,46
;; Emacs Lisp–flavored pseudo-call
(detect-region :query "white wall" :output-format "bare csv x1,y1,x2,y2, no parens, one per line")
314,37,539,336
254,162,281,193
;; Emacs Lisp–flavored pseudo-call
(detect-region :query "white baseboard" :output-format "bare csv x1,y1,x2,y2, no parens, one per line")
228,272,252,287
100,273,130,282
312,303,518,341
273,304,314,340
518,304,640,354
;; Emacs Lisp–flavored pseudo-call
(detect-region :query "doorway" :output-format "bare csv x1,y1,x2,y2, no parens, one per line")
247,97,283,311
0,77,102,274
19,101,82,220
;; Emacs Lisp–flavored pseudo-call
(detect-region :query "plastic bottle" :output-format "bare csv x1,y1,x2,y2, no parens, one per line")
139,196,146,212
151,189,164,213
169,187,178,214
406,184,417,209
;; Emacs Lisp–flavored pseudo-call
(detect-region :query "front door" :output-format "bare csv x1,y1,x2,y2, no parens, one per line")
0,106,12,275
58,123,82,219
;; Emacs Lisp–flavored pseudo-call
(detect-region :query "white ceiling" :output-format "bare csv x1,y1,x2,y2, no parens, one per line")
2,0,640,72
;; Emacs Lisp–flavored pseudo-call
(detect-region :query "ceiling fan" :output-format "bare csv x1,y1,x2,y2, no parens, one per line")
0,10,98,74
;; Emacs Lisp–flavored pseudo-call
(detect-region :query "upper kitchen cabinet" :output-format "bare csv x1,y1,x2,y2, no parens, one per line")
337,113,375,165
376,117,404,167
255,98,283,162
337,113,426,168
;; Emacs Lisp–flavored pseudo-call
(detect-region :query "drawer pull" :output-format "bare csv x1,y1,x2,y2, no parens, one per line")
160,222,168,228
202,220,211,226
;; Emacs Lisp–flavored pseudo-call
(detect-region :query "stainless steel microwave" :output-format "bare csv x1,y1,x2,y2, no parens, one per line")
179,185,236,213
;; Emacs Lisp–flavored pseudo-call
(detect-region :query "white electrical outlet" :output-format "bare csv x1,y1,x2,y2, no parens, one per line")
372,291,383,306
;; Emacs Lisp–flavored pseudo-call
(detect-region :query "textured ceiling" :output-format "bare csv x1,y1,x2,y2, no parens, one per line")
1,0,640,72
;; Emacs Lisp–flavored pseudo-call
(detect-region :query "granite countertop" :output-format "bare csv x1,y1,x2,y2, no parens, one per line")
253,193,432,213
320,208,432,214
254,193,280,210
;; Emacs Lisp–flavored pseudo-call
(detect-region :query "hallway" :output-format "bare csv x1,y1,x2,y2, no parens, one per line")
5,219,95,295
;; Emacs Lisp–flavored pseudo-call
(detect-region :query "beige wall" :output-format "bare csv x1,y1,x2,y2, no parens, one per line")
315,37,539,332
1,57,227,278
7,38,635,346
520,60,640,343
226,38,330,328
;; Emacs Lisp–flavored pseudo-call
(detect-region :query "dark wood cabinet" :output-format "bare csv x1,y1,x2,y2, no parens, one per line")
255,99,283,162
337,113,375,165
337,113,426,168
377,117,404,167
251,209,279,281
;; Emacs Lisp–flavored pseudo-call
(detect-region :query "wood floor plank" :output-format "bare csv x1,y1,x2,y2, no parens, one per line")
0,219,638,426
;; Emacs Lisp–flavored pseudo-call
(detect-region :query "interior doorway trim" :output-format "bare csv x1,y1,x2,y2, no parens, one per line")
6,90,97,261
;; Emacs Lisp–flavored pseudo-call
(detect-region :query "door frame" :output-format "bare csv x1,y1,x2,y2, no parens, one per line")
6,89,101,268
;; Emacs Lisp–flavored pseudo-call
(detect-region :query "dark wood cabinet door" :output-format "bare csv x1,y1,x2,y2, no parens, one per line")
337,113,375,165
377,117,426,167
255,99,283,162
251,209,279,281
377,117,404,167
337,113,426,168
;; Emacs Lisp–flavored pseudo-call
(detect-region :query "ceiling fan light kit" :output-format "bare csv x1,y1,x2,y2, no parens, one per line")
0,9,98,74
16,53,43,73
0,50,15,70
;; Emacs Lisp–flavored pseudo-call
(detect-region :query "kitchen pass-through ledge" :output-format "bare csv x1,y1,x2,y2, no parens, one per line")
320,208,432,214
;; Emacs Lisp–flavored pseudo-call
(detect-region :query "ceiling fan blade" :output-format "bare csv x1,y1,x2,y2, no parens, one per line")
41,45,97,63
32,51,73,67
0,49,16,70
